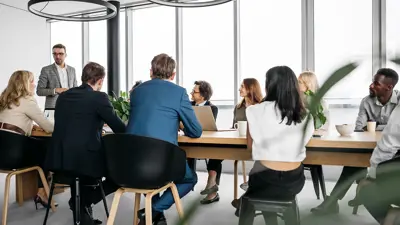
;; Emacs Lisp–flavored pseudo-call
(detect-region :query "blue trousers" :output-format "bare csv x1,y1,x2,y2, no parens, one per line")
152,162,197,212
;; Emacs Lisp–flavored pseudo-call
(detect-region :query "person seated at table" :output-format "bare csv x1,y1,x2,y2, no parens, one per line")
0,70,54,208
45,62,126,225
311,68,400,215
188,80,220,204
298,71,330,131
235,66,314,225
233,78,263,192
356,103,400,225
127,53,202,225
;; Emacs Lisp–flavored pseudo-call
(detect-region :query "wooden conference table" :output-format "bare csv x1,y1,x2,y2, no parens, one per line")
14,129,380,202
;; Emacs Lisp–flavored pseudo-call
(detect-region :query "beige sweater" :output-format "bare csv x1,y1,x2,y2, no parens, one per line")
0,96,54,135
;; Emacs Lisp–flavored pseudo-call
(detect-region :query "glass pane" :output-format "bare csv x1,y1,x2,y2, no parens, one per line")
132,6,176,84
120,11,127,93
50,21,83,85
182,2,234,103
386,0,400,89
315,0,372,99
88,20,108,93
240,0,301,97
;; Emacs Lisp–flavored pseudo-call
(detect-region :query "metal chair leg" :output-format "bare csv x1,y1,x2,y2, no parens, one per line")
75,178,81,225
99,180,110,217
310,167,320,199
43,181,55,225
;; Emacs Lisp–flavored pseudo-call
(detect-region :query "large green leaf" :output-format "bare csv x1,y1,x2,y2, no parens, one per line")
302,62,358,141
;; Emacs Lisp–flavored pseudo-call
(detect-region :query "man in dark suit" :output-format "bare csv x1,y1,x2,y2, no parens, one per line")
189,80,221,204
127,53,202,225
45,62,126,225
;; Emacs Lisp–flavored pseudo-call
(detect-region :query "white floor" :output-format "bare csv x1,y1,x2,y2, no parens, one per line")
0,172,377,225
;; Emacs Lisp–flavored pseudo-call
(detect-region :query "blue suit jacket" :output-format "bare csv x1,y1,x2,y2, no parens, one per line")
127,79,202,145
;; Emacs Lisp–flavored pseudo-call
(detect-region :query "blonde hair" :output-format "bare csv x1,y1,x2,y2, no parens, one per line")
299,71,320,92
0,70,34,111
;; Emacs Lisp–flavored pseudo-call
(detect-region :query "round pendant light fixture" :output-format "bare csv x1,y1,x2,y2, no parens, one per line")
27,0,117,22
147,0,233,8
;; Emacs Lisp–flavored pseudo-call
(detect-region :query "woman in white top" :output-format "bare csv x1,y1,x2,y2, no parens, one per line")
0,70,54,208
298,71,330,131
236,66,314,225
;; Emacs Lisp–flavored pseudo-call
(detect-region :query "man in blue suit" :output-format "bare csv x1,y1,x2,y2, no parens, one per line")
127,53,202,225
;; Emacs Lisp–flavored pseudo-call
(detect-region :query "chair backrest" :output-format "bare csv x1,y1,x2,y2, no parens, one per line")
0,130,31,169
103,134,187,189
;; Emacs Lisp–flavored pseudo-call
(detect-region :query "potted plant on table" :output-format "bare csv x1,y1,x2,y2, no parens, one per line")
108,91,130,123
304,90,327,130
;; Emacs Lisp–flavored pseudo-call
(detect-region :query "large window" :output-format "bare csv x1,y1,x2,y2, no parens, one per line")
240,0,302,95
50,21,83,85
88,12,126,94
132,6,175,84
386,0,400,82
182,2,234,103
315,0,372,99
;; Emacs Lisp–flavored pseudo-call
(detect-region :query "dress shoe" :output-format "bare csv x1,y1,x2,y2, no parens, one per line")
137,208,167,225
310,196,339,215
68,199,103,224
231,199,240,209
239,182,249,191
200,193,220,204
200,184,218,195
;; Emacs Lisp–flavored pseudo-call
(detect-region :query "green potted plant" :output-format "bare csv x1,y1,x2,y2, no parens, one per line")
304,90,327,130
108,91,130,123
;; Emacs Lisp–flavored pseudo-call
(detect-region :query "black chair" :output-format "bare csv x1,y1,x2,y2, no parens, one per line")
304,164,326,200
42,172,109,225
103,134,187,225
0,130,54,225
239,195,300,225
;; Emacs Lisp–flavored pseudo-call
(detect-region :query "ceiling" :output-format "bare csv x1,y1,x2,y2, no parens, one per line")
0,0,142,15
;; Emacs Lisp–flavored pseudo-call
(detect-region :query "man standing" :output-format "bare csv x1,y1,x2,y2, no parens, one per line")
37,44,77,109
127,53,202,225
45,62,126,225
311,68,400,215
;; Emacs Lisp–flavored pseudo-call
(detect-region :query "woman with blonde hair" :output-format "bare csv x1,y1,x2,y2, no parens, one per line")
0,70,54,208
200,78,263,205
298,71,330,130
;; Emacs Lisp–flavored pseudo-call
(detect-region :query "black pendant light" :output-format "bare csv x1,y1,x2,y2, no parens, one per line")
27,0,117,22
147,0,233,8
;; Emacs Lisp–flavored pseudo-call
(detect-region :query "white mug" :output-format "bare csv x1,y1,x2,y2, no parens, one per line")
234,121,247,136
367,121,376,132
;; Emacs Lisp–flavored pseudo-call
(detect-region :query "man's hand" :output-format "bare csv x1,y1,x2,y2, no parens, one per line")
55,88,68,94
179,122,184,131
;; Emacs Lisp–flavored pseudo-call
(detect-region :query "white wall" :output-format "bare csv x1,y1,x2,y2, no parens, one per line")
0,4,50,108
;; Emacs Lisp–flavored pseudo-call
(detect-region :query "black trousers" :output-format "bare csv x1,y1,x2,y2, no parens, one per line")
27,137,50,188
329,166,367,200
69,176,119,208
187,158,223,185
238,164,305,225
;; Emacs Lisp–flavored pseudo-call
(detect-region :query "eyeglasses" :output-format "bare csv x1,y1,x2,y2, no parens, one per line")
191,90,200,94
52,53,65,56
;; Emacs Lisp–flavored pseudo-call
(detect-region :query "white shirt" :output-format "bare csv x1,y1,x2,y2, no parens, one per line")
368,104,400,178
196,101,207,106
55,63,69,88
246,101,314,162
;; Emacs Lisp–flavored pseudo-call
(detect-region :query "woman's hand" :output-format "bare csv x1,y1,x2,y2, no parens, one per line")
32,125,44,132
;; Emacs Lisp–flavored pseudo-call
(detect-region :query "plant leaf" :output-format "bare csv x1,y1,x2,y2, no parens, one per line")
302,62,358,143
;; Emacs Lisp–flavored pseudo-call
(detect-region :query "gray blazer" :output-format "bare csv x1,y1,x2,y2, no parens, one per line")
36,64,77,108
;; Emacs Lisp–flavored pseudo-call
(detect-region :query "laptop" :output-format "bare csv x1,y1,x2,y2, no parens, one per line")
193,106,233,132
43,108,55,123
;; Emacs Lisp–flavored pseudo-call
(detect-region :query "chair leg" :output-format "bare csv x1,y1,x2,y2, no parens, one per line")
316,165,327,200
133,193,141,225
352,205,359,215
106,188,124,225
309,167,320,200
145,194,153,225
234,160,238,200
75,178,81,225
2,174,12,225
283,201,301,225
98,181,110,217
170,183,184,220
36,167,56,212
238,197,255,225
241,161,247,183
43,181,55,225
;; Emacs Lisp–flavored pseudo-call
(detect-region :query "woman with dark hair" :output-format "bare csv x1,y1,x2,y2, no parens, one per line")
236,66,314,225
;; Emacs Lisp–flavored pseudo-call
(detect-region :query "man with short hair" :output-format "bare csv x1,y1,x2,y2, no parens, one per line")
127,53,202,225
45,62,126,225
37,44,77,108
311,68,400,215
